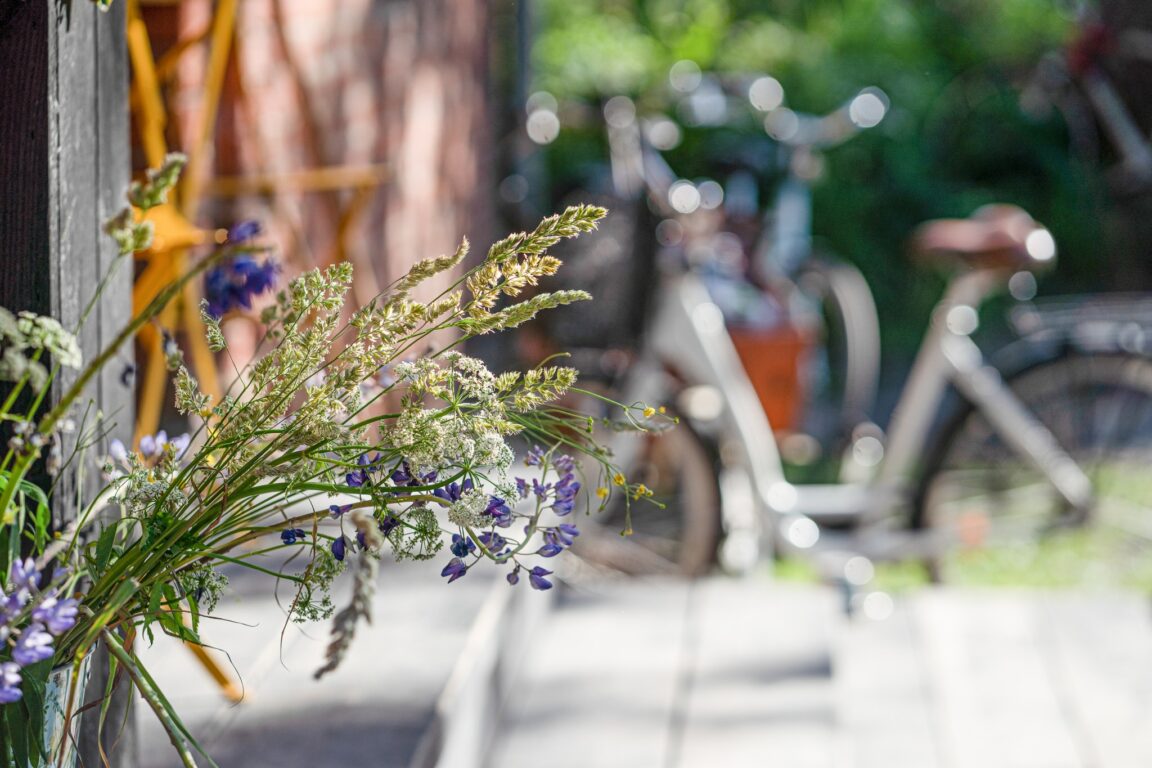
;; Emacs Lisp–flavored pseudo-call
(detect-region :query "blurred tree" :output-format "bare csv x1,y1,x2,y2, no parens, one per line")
530,0,1114,356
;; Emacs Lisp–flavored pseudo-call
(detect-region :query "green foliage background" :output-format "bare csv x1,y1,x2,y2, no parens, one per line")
531,0,1106,355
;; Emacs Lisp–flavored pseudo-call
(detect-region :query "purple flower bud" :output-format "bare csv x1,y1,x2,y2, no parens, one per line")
280,528,307,545
507,566,521,586
528,566,553,591
0,662,21,703
331,537,347,562
329,504,351,519
227,220,262,243
525,446,546,466
441,558,468,583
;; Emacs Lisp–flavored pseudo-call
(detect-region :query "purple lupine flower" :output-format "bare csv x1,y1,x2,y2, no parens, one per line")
391,461,415,486
12,624,54,666
433,478,475,503
539,532,564,558
507,566,521,586
9,558,38,593
233,258,278,294
538,526,578,557
515,478,529,500
525,446,546,466
329,504,351,519
168,433,192,459
556,524,580,546
331,536,347,562
390,461,437,495
0,662,21,704
203,255,279,318
280,528,307,545
552,475,581,516
139,430,166,459
226,220,262,244
441,558,468,583
345,453,384,488
108,439,128,463
553,454,576,474
451,534,476,558
32,597,79,636
528,566,553,591
484,497,513,528
531,478,550,500
1,586,29,621
379,514,400,536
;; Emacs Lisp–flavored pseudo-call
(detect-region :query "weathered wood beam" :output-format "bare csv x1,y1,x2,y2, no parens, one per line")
0,1,134,764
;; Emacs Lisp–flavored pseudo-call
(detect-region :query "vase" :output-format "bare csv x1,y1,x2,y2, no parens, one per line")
39,656,92,768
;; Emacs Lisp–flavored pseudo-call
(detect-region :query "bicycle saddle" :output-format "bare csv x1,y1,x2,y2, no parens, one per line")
910,204,1055,271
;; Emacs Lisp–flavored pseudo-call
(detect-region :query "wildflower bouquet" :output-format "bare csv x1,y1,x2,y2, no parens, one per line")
0,155,637,766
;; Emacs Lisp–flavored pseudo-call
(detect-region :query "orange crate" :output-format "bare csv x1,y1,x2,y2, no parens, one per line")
728,324,810,432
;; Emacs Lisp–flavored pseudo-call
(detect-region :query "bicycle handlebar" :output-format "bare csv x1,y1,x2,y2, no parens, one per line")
761,86,890,150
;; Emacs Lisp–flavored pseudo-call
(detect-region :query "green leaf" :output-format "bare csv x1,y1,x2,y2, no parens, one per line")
185,590,201,635
156,612,198,644
4,701,31,768
148,586,163,617
94,524,118,575
4,659,53,766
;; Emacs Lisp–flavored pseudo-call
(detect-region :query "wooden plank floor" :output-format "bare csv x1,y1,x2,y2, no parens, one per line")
495,579,1152,768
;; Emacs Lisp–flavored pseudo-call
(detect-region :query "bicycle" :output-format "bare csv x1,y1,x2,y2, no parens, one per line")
544,72,1152,591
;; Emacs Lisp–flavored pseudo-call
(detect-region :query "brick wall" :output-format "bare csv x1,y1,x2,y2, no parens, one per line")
145,0,493,296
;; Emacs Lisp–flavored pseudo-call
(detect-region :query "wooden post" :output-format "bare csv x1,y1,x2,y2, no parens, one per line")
0,0,134,764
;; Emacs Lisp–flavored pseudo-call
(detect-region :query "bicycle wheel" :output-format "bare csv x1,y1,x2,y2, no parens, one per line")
915,352,1152,587
574,420,722,577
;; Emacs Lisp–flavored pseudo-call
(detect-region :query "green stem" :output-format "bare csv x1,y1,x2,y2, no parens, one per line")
99,628,200,768
0,250,227,525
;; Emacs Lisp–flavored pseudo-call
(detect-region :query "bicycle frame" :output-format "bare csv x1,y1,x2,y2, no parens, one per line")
603,95,1097,571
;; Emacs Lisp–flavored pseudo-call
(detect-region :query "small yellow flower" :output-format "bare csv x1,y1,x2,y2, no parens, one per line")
658,406,666,414
596,486,609,499
612,472,626,487
632,483,652,499
643,406,656,418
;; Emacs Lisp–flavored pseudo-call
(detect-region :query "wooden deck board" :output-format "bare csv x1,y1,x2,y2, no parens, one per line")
1038,593,1152,768
912,591,1084,767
